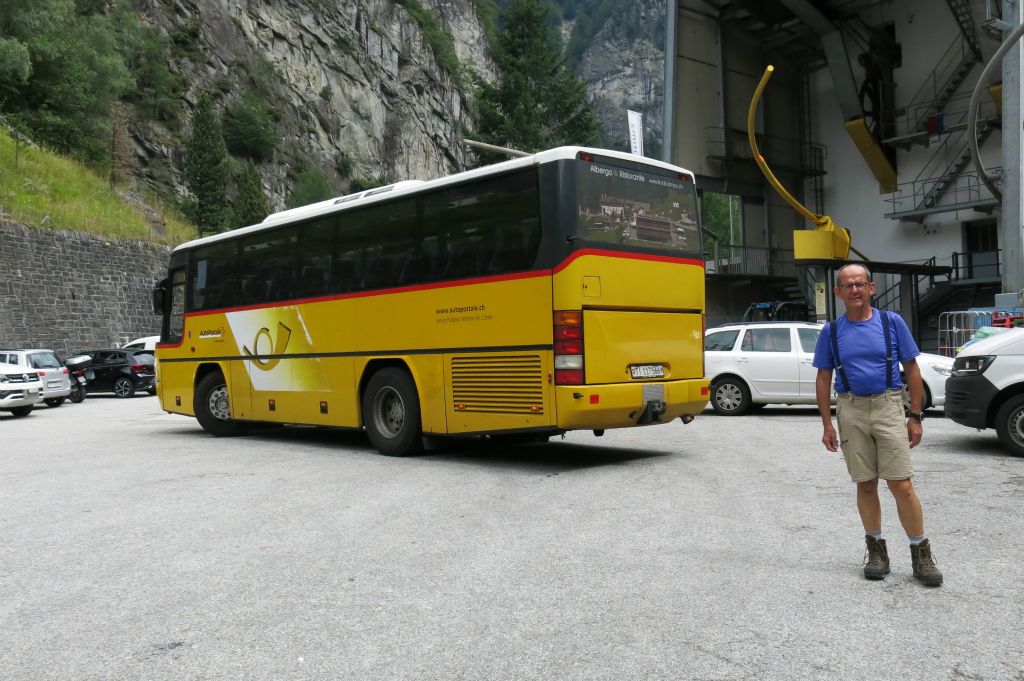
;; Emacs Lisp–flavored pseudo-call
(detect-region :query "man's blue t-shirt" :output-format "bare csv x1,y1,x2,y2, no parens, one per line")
812,309,920,395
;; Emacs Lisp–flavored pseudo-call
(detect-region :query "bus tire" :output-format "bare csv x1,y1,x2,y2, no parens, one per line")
194,372,244,437
362,367,423,456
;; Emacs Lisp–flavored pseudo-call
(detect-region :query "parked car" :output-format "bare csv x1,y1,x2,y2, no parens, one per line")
0,349,72,406
73,349,156,397
704,321,953,415
945,327,1024,456
122,335,160,351
0,365,43,416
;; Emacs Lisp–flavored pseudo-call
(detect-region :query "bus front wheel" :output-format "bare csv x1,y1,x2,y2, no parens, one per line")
194,372,243,437
362,367,423,456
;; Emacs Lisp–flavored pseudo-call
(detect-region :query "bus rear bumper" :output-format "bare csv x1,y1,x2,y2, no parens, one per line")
554,378,709,431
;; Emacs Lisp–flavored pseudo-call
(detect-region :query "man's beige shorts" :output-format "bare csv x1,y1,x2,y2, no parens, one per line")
835,389,912,482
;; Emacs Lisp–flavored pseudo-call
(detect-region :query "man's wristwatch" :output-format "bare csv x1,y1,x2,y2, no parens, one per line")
908,411,924,421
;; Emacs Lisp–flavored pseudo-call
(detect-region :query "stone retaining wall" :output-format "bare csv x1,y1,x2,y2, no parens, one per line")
0,222,171,356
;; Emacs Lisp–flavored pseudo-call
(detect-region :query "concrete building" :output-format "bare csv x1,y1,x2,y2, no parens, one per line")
665,0,1023,350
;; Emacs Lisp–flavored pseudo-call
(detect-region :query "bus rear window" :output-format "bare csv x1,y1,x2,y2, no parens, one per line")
574,160,700,255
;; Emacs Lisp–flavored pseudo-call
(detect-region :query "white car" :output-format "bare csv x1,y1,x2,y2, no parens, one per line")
704,321,953,415
0,349,72,407
123,335,160,351
0,365,44,416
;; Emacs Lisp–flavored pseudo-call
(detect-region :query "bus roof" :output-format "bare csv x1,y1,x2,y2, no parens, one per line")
171,146,695,254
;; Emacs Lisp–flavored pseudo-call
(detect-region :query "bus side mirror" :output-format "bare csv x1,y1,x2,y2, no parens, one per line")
152,278,168,315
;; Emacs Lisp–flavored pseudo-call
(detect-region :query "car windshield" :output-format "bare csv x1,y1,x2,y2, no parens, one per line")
28,352,61,369
132,351,155,364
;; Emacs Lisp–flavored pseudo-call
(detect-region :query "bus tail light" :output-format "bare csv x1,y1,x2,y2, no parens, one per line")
554,310,584,385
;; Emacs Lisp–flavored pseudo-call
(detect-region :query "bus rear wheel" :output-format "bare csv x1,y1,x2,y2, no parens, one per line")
362,367,422,456
194,372,243,437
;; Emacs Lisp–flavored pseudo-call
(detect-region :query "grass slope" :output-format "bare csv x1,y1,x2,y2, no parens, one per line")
0,127,196,245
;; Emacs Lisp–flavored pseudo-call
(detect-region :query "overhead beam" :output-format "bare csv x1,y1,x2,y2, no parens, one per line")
776,0,862,121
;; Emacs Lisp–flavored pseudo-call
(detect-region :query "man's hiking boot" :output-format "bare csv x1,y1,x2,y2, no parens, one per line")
863,535,890,580
911,539,943,587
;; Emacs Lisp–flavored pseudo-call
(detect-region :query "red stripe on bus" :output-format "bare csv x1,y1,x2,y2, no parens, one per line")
552,248,705,273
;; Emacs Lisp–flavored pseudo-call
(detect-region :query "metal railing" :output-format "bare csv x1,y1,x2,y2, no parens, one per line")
704,242,798,279
951,249,1001,280
885,167,1001,215
704,127,826,176
902,34,979,133
886,89,999,146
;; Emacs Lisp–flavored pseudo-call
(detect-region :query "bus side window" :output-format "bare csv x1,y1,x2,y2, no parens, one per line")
332,257,357,293
398,251,431,285
441,239,482,279
362,255,397,290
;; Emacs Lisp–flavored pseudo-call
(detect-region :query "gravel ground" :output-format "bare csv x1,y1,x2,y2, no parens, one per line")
2,396,1022,680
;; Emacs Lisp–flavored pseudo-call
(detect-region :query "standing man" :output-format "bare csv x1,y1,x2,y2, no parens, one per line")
813,263,943,587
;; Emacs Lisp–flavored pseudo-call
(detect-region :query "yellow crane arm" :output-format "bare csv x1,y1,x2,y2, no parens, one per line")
747,66,819,225
746,65,863,261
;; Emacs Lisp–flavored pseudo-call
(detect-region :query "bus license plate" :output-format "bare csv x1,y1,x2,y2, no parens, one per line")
630,364,664,379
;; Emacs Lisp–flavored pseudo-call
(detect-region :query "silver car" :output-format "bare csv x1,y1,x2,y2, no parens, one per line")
0,349,72,407
0,365,43,416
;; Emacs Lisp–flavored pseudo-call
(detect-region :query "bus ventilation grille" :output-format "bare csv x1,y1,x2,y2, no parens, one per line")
451,354,545,414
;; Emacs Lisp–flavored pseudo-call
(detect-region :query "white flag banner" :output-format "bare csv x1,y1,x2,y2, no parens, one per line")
627,109,644,156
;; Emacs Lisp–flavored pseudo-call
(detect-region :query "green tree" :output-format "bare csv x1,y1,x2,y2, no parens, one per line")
121,23,183,124
234,160,269,228
0,37,31,99
286,167,332,208
222,92,279,161
0,0,135,161
184,93,229,234
473,0,599,157
700,192,741,254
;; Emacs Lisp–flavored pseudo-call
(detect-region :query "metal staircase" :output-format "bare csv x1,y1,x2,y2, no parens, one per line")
946,0,983,61
885,34,981,148
884,2,1000,223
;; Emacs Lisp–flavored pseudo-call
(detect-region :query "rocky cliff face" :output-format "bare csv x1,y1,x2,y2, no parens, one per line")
575,0,666,158
134,0,492,210
129,0,662,212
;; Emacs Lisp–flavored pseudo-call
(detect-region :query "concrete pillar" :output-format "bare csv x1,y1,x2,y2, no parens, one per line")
899,275,918,339
1003,0,1024,294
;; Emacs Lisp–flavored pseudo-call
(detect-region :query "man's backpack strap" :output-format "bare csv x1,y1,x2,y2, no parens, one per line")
828,319,851,393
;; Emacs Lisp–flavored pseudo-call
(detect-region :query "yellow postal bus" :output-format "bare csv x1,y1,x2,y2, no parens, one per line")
152,147,708,455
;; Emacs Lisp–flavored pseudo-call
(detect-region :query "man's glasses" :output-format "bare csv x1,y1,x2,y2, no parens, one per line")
838,281,872,291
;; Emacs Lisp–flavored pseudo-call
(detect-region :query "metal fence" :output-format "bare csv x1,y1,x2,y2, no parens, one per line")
937,308,1024,357
704,243,798,279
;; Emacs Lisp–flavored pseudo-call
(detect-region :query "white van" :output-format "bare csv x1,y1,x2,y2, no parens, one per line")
945,327,1024,455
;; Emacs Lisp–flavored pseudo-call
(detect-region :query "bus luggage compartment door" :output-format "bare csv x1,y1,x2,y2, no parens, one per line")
582,310,703,384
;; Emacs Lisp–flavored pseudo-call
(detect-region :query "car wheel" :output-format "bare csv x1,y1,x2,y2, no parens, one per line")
9,405,33,417
710,376,751,415
44,397,66,407
901,384,933,413
113,377,136,398
995,394,1024,457
146,387,157,396
362,367,422,456
194,372,243,437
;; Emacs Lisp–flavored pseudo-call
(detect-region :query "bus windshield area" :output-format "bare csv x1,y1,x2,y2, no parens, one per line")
573,160,700,256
